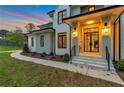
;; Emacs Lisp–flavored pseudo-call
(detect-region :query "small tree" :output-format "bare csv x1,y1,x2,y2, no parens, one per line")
25,23,35,32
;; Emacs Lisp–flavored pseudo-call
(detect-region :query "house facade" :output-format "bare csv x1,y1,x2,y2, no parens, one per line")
27,5,124,70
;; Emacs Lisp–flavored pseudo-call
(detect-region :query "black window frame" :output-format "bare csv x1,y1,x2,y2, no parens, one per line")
58,9,67,24
31,37,34,47
40,35,44,47
58,32,67,48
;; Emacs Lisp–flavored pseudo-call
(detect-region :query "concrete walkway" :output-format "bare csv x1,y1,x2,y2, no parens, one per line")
11,51,124,85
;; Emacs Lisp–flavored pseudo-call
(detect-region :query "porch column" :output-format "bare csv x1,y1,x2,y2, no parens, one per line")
102,36,111,59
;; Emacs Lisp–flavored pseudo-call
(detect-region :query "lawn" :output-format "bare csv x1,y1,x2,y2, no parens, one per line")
0,53,123,87
0,45,22,51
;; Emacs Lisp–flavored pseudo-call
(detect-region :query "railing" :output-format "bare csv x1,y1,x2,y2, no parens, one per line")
70,45,76,64
106,46,110,71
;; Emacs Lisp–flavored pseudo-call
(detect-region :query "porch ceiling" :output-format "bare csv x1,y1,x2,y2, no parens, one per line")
63,6,124,25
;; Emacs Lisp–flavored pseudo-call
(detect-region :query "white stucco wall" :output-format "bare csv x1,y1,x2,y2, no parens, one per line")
71,6,81,16
71,5,105,16
28,32,53,54
53,5,71,55
28,35,37,52
120,12,124,59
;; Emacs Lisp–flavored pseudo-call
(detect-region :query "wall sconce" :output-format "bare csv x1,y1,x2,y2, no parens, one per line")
72,30,78,37
102,23,110,36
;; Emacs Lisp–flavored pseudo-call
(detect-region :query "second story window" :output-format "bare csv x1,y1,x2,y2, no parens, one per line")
88,6,95,12
58,10,67,24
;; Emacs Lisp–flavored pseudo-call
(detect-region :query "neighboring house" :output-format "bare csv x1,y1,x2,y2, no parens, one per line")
27,5,124,70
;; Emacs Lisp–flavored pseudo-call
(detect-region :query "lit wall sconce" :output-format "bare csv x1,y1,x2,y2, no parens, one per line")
72,30,78,37
102,23,110,36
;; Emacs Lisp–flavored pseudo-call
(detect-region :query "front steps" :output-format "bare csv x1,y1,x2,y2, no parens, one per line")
71,56,115,71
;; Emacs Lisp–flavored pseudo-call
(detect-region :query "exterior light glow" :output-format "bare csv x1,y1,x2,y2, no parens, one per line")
72,31,78,37
86,20,95,24
102,27,110,36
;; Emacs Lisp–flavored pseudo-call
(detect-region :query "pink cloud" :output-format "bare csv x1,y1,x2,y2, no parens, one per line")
0,10,50,24
0,10,51,32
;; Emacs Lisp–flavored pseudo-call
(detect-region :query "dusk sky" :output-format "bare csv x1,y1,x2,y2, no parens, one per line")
0,5,55,32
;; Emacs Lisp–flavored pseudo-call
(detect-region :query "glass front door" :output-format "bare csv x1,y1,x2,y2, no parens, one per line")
84,28,99,52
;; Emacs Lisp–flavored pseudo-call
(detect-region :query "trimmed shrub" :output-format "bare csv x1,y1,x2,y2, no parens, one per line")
64,53,70,62
117,59,124,70
50,52,54,56
23,44,30,53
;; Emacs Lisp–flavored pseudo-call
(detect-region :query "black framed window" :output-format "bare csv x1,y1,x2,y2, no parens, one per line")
88,6,95,12
58,10,67,24
58,32,67,48
31,37,34,47
40,35,44,47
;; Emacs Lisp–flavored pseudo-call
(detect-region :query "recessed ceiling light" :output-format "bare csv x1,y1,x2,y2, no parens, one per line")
86,20,95,24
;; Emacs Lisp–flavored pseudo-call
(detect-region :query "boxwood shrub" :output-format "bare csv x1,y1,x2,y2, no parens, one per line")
64,53,70,62
23,44,30,53
117,59,124,70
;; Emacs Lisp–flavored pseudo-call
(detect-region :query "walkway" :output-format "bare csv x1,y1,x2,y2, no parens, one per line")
11,51,124,85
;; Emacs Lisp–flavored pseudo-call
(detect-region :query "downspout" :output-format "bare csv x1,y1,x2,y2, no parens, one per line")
119,18,121,60
53,29,56,55
69,5,72,56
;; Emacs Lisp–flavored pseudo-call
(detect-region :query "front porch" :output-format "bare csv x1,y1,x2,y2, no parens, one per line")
64,6,124,70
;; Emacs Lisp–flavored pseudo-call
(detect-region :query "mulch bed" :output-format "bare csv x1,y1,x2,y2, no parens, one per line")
113,62,124,81
21,52,68,63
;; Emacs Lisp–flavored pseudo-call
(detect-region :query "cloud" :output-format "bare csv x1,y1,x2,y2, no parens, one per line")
0,9,51,31
0,10,50,24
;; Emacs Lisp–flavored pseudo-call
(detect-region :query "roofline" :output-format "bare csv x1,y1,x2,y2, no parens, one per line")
63,5,124,21
47,10,55,14
26,28,55,35
37,22,52,27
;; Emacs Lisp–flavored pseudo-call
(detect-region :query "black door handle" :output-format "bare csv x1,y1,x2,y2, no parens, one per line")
89,42,92,46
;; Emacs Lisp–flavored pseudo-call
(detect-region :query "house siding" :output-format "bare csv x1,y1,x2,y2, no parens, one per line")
53,5,71,55
28,35,37,52
28,32,53,54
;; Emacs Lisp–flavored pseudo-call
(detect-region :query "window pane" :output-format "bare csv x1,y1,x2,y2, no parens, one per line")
31,37,34,47
58,12,62,24
40,36,44,47
63,35,66,48
58,32,67,48
63,11,67,18
58,36,62,48
88,6,95,12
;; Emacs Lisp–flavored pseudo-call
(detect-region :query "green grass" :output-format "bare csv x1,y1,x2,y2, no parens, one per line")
0,45,22,51
0,53,123,87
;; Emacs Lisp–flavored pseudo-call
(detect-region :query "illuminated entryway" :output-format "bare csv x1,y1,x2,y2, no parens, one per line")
84,27,99,52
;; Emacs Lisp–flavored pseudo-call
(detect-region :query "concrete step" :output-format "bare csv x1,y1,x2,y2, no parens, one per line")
72,58,113,67
72,56,115,71
72,61,115,71
73,56,107,62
